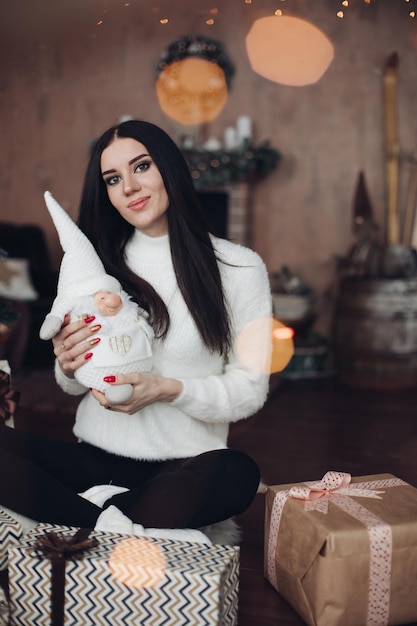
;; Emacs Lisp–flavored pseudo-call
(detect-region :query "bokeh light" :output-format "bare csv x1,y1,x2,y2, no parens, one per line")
109,537,166,588
270,318,294,373
236,317,294,375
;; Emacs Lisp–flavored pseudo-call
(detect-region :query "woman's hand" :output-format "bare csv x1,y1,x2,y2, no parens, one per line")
90,372,183,414
52,315,101,378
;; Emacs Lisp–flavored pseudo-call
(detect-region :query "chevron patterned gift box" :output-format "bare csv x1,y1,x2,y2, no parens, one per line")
7,523,239,626
0,509,23,570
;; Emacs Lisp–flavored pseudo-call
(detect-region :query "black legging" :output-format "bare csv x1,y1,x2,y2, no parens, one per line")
0,423,260,529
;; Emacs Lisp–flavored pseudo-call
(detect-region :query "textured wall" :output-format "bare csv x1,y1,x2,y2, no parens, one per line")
1,0,417,334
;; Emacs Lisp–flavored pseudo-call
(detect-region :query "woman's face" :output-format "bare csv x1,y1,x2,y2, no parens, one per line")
100,137,169,237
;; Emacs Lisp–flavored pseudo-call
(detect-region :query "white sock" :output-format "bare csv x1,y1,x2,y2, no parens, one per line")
78,484,129,508
94,505,211,543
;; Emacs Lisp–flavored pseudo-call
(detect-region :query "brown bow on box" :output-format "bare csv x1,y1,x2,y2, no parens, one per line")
33,528,98,626
0,370,19,423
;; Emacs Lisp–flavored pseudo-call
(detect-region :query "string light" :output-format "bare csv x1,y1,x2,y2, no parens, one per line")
94,1,417,30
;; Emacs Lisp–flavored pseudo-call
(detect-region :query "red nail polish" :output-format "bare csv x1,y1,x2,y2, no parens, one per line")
84,352,93,360
84,316,96,324
103,375,116,383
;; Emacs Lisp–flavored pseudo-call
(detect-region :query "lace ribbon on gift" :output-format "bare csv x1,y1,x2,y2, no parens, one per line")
0,370,19,423
33,528,97,626
267,471,408,626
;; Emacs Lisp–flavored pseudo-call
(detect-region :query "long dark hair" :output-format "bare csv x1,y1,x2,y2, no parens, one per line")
78,120,232,356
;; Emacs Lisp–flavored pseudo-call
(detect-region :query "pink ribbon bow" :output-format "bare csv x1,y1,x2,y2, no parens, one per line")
288,470,385,514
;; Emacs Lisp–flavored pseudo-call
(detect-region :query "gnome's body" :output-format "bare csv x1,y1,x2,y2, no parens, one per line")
40,192,153,404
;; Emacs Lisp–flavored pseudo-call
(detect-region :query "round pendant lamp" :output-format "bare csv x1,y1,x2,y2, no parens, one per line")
246,15,334,87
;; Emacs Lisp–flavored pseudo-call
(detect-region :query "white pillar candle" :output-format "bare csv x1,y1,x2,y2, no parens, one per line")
224,126,238,150
236,115,252,145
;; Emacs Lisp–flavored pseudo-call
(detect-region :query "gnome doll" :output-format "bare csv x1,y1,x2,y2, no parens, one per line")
40,191,153,404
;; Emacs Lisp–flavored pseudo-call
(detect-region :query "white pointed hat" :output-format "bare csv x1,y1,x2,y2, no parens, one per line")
40,191,121,339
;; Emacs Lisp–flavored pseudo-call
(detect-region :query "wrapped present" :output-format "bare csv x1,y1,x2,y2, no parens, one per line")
8,523,239,626
264,472,417,626
0,509,23,571
0,584,9,626
0,360,19,426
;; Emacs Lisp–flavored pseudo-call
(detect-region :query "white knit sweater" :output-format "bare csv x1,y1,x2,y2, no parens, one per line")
55,230,272,460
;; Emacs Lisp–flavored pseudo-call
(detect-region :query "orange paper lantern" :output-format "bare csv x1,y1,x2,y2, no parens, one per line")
156,57,228,125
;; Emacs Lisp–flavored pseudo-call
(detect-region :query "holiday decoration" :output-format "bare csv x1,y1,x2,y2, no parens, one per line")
155,35,235,125
39,192,153,405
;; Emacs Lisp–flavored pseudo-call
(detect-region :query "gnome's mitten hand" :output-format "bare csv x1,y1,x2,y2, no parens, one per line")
105,384,134,404
39,314,63,340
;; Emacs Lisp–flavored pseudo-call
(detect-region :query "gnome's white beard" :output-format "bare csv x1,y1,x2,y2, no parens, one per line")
69,292,144,328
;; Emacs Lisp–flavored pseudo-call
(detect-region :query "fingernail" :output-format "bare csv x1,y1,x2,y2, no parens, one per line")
84,352,93,360
84,316,96,324
90,324,102,333
89,337,101,346
103,375,116,383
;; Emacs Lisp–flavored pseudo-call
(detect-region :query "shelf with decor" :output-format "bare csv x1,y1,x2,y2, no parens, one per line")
182,141,281,190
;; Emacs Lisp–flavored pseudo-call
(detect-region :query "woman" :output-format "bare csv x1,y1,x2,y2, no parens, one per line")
0,120,272,531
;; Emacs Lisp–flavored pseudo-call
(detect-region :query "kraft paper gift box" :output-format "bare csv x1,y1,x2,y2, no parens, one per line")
0,509,23,570
264,472,417,626
8,523,239,626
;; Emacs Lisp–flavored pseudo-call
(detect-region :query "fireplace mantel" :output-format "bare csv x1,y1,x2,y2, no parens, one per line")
182,142,281,190
183,143,280,247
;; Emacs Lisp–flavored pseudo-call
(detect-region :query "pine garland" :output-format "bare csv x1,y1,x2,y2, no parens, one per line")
183,141,281,189
156,35,235,89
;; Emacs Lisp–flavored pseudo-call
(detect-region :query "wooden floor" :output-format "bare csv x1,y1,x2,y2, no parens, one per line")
230,375,417,625
5,369,417,624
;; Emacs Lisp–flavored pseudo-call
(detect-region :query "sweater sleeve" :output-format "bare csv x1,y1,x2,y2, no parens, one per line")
54,359,89,396
170,256,272,424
